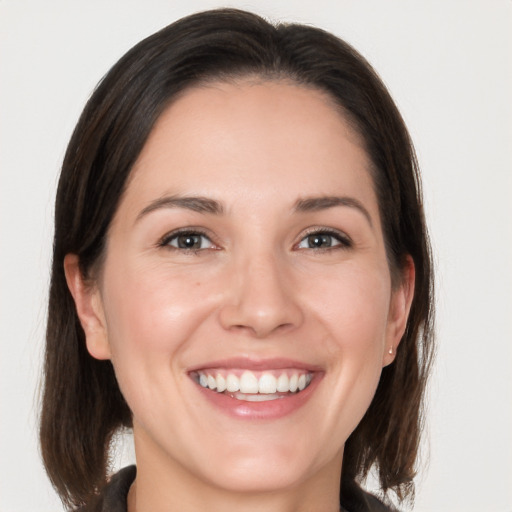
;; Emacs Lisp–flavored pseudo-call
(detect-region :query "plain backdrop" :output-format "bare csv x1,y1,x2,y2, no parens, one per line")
1,1,511,511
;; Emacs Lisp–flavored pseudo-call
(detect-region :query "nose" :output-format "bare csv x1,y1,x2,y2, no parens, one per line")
218,252,304,338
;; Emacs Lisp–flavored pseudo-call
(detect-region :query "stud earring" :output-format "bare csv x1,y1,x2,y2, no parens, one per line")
388,347,393,355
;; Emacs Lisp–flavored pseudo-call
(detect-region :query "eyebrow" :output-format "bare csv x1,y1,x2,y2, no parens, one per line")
294,196,373,227
136,195,224,222
136,193,372,226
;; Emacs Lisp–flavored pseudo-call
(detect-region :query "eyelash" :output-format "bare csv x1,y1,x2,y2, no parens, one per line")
158,228,216,253
296,228,352,251
157,227,352,253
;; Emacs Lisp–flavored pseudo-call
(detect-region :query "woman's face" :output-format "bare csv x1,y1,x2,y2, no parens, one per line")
69,80,412,495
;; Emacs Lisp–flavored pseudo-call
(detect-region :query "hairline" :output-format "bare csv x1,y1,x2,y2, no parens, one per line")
90,73,394,277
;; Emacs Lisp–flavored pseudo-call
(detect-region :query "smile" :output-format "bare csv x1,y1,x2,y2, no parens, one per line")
194,369,314,402
188,358,322,419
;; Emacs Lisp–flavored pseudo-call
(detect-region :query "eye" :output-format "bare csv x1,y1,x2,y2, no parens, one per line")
296,230,351,250
160,230,216,251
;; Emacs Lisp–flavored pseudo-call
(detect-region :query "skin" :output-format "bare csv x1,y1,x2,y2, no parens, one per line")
65,80,414,512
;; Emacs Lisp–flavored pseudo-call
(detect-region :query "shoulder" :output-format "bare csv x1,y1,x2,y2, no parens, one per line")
341,479,399,512
75,466,136,512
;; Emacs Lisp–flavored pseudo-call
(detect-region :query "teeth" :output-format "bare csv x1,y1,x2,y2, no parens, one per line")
226,374,239,392
216,373,226,392
276,374,289,392
240,371,259,393
233,392,282,402
258,373,277,394
207,375,217,390
197,369,313,395
289,374,298,392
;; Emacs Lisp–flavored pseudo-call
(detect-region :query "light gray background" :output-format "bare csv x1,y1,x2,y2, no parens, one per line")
1,1,511,511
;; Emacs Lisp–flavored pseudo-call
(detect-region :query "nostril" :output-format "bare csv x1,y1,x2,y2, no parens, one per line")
220,310,301,339
217,264,304,336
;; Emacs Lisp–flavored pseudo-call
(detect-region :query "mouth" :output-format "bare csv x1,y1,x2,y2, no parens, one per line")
188,359,322,419
191,369,314,402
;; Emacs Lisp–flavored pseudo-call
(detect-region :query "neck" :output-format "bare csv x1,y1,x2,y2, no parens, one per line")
128,477,341,512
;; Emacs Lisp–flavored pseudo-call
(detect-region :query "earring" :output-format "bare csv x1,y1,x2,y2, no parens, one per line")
388,347,393,355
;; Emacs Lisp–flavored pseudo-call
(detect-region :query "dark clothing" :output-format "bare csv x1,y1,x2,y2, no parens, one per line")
340,479,398,512
79,466,136,512
79,465,397,512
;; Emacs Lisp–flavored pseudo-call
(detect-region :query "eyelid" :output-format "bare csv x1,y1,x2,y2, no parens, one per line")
295,227,353,250
156,226,352,251
157,227,219,250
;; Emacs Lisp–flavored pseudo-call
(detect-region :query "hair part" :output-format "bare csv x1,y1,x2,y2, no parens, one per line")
40,8,435,509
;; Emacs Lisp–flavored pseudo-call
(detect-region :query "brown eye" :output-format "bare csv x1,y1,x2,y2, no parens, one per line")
306,234,335,248
163,231,215,250
297,230,351,250
176,234,203,249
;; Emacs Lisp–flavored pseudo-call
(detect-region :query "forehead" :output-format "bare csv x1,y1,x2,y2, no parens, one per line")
123,80,376,215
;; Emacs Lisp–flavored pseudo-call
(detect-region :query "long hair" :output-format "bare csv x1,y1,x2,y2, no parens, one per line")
40,8,435,509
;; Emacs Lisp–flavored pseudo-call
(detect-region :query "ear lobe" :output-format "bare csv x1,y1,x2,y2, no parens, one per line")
382,255,415,367
64,254,112,360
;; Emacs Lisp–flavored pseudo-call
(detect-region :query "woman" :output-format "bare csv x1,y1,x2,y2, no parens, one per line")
40,8,434,512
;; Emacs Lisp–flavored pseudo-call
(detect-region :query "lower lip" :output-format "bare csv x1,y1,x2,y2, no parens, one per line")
193,374,322,420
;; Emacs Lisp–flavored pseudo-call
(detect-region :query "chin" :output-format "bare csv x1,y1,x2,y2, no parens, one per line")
187,435,337,495
201,456,313,494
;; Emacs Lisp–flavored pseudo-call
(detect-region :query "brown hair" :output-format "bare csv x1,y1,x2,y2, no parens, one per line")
40,8,435,509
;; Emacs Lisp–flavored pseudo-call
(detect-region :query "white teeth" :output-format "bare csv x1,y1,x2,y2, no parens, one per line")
216,373,226,392
226,374,240,392
276,373,289,392
240,371,259,393
298,374,306,391
197,370,313,395
258,373,277,394
234,392,282,402
289,374,298,392
207,375,217,390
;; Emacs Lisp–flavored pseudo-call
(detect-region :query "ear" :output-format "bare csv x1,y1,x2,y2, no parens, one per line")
64,254,111,360
382,255,415,367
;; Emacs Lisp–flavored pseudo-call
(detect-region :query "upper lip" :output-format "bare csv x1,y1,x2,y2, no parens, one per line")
187,357,323,373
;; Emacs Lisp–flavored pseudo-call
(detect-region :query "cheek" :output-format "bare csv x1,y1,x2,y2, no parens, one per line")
289,264,393,449
308,263,391,351
100,261,220,362
98,262,223,429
